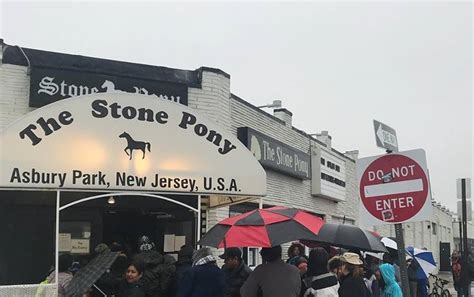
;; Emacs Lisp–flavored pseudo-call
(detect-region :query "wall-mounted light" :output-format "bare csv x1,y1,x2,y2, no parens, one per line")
108,197,116,204
257,100,282,109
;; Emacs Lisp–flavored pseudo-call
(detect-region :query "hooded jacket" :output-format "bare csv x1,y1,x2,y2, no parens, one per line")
379,264,403,297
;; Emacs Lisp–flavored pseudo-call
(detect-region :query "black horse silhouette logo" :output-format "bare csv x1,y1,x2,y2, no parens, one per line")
119,132,151,160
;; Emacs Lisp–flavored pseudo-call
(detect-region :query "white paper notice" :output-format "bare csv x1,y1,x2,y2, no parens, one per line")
71,239,90,254
169,253,178,261
164,234,175,252
174,236,186,251
59,233,71,252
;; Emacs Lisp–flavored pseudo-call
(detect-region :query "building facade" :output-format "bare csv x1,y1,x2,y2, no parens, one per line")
0,41,360,290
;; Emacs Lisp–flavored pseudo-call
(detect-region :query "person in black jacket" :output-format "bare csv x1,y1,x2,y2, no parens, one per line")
178,247,225,297
337,252,368,297
407,258,419,297
220,247,252,297
117,260,146,297
133,235,175,297
301,248,339,297
170,245,195,297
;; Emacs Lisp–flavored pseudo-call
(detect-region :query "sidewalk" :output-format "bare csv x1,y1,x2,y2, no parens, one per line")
436,271,457,295
436,271,472,296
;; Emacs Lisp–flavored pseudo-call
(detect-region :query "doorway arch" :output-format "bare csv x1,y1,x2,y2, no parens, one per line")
59,192,199,213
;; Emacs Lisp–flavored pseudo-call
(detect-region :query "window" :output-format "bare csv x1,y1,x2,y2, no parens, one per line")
242,247,258,268
321,173,346,188
335,165,340,172
432,223,437,235
321,158,325,165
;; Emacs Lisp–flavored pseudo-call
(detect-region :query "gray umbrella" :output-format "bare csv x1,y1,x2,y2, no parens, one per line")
301,223,388,253
66,251,119,297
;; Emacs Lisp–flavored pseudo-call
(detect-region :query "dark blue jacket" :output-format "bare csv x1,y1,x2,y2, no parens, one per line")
178,263,225,297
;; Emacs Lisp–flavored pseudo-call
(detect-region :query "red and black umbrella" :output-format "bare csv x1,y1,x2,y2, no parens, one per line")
197,206,325,248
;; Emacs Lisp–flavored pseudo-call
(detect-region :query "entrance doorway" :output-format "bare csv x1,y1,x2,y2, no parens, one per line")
439,242,451,271
60,192,199,256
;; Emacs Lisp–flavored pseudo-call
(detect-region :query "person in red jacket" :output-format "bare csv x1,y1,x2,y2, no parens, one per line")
452,251,463,297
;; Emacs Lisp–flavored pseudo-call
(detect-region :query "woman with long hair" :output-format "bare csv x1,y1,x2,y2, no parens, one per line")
337,252,368,297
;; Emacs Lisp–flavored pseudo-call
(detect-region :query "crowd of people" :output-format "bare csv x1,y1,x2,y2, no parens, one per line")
45,238,435,297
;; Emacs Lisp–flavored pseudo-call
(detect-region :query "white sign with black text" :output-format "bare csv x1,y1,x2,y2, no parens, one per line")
0,93,266,196
311,146,347,202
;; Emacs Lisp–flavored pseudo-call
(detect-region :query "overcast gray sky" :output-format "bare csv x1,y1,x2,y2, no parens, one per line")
1,1,472,212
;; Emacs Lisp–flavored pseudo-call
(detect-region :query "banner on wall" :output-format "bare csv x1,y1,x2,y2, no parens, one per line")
30,67,188,107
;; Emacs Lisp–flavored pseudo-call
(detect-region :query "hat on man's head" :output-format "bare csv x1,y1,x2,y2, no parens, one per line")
342,252,364,265
260,245,282,262
219,247,242,259
178,245,195,261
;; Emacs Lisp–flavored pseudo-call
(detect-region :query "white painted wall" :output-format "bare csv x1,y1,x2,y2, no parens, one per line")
0,64,34,129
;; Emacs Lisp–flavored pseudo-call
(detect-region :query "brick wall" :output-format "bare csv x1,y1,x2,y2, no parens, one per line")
0,64,33,129
188,71,231,131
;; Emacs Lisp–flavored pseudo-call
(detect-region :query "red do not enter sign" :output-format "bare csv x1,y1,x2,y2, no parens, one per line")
359,153,429,223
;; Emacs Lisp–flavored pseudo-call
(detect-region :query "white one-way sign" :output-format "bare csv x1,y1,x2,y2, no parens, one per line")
374,120,398,152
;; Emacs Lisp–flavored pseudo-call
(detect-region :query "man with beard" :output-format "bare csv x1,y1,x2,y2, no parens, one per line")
220,248,252,297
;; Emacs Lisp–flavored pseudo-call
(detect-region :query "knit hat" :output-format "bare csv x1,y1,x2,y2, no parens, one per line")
138,235,156,251
219,247,242,260
178,245,195,261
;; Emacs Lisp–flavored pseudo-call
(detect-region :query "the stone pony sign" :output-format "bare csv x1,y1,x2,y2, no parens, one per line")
0,93,266,196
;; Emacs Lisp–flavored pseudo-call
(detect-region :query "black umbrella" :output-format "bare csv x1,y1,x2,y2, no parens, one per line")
301,223,388,253
66,251,119,297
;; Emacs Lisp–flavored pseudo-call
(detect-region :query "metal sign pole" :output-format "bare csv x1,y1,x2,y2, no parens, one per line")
55,190,60,292
386,147,410,297
395,223,410,297
461,178,470,296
